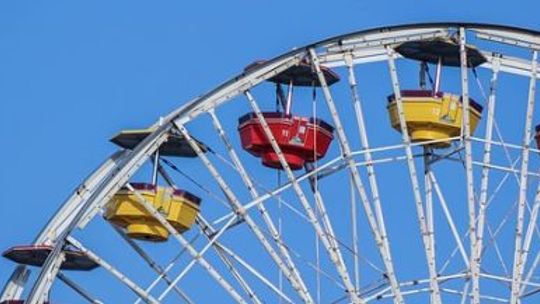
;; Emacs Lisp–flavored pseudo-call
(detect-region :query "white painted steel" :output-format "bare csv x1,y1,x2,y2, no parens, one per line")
6,23,540,303
386,46,441,303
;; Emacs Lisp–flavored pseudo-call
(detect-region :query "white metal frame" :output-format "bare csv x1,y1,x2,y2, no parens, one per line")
6,23,540,303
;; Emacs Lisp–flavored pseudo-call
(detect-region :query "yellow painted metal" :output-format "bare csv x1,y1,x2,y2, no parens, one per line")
387,93,482,148
105,185,200,242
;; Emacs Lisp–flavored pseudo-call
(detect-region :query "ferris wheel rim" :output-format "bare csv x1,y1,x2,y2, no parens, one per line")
5,21,540,304
165,22,540,124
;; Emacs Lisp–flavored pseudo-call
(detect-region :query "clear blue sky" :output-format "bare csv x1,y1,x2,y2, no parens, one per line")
2,1,540,303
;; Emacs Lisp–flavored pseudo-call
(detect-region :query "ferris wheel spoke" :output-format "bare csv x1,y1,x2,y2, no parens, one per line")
429,171,469,268
0,265,30,301
153,159,267,303
124,182,248,303
111,225,194,303
437,137,530,280
5,150,130,303
473,57,501,286
154,157,265,303
484,223,511,277
174,122,316,303
424,148,438,298
484,122,540,258
157,214,238,301
386,45,441,304
135,236,201,303
196,216,267,304
364,273,466,302
25,137,164,304
37,150,129,245
212,240,295,304
312,48,406,303
66,236,159,304
244,88,364,303
9,23,540,303
456,27,482,304
57,272,103,304
207,109,313,298
510,50,539,304
523,250,540,295
345,52,407,297
519,188,540,292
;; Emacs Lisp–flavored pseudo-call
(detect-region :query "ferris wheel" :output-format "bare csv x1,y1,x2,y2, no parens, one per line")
4,22,540,303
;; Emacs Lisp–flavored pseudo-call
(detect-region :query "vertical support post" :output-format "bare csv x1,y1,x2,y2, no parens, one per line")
472,57,501,303
208,109,311,300
345,53,392,258
0,266,30,301
197,216,265,304
151,151,159,185
124,183,248,304
429,172,469,266
424,147,438,304
154,163,262,303
285,80,294,115
458,27,479,304
67,237,159,304
510,49,538,304
310,49,404,303
112,226,193,303
174,123,314,304
157,215,239,301
215,240,295,304
385,45,441,304
2,151,128,301
350,174,360,291
434,57,442,93
57,272,104,304
243,89,364,304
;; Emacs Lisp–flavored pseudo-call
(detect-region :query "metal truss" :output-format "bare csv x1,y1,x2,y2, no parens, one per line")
6,23,540,303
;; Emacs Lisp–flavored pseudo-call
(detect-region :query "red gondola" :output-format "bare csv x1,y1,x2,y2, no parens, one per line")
238,60,338,170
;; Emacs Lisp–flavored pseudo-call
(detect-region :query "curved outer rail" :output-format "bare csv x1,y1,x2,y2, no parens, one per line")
3,22,540,303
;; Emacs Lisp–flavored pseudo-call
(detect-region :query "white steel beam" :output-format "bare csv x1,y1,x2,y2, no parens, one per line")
310,48,405,303
57,272,103,304
38,150,128,244
124,183,248,303
66,237,159,304
158,215,238,301
1,150,128,300
207,109,312,299
510,50,539,304
472,57,501,304
174,123,314,304
327,27,449,51
196,216,264,304
155,160,261,303
0,266,30,301
457,27,480,304
215,241,295,304
25,130,169,303
423,148,439,304
473,28,540,50
385,45,441,303
112,226,193,303
345,54,392,259
243,89,364,304
429,172,469,267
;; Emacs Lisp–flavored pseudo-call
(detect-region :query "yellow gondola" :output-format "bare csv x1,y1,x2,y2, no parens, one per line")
105,183,201,242
387,90,483,148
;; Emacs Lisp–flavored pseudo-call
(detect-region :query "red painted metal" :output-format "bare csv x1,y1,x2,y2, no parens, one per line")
238,112,334,170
